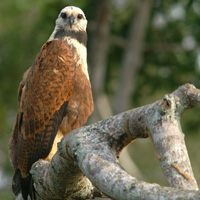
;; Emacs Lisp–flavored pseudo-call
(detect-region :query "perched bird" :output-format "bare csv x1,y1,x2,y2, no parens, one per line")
9,6,94,200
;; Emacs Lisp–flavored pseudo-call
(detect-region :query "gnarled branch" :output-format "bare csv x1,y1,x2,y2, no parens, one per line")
30,83,200,200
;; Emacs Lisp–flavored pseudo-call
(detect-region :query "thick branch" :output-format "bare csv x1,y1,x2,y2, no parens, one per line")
146,84,199,190
31,84,200,199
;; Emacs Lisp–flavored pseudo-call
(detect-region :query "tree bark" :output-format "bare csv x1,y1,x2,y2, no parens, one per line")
87,0,143,187
24,83,200,200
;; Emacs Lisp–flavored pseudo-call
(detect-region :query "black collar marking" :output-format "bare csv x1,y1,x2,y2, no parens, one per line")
54,29,87,47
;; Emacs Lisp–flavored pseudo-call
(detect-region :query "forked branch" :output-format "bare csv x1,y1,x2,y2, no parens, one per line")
30,83,200,200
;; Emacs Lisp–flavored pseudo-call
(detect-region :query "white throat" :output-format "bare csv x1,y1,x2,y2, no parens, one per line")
65,36,89,80
48,29,89,80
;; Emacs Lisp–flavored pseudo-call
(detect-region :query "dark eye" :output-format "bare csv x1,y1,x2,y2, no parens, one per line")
77,14,83,19
61,13,67,19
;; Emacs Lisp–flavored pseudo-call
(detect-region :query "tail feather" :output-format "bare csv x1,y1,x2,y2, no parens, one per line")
12,170,36,200
12,169,21,196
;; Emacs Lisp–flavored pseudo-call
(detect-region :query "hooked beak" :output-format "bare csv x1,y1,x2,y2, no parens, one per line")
68,14,75,28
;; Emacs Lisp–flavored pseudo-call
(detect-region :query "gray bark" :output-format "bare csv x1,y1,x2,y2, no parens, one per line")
27,84,200,200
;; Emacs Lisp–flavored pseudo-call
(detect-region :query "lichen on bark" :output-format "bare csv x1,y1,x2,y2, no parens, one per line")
28,84,200,200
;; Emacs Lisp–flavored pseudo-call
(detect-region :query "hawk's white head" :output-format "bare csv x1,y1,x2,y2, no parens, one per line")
56,6,87,32
49,6,89,79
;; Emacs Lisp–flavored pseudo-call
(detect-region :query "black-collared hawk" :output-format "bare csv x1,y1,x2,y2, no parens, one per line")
9,6,94,200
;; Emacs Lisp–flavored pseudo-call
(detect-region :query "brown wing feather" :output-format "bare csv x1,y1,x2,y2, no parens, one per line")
10,39,76,178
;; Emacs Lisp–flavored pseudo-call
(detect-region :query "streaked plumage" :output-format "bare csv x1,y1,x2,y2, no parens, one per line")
9,6,93,200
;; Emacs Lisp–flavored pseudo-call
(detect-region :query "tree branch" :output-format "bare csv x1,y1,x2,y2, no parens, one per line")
30,84,200,199
146,84,199,190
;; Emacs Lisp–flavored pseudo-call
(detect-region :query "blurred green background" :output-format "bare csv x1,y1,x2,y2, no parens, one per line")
1,0,200,199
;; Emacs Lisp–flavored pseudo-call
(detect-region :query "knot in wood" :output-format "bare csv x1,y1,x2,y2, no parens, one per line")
160,95,172,115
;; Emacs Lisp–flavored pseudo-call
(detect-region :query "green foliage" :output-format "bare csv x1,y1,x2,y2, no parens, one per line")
1,0,200,197
0,190,14,200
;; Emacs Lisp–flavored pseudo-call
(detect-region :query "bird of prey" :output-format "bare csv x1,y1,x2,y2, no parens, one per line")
9,6,94,200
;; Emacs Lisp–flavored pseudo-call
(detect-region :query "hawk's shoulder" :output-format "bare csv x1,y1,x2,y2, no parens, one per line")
10,39,77,178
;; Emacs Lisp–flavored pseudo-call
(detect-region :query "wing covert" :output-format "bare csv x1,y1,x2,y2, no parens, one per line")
14,39,76,177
